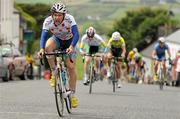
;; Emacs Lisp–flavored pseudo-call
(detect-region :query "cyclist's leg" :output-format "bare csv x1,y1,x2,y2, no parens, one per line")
94,53,101,80
162,58,167,79
83,56,91,84
45,36,59,69
65,51,78,108
105,52,112,78
117,61,123,88
45,36,59,87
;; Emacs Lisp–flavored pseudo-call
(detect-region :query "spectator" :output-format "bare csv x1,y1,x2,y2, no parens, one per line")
173,50,180,87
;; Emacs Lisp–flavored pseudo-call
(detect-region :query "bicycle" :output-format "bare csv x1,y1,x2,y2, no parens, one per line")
83,53,102,94
109,56,123,92
40,49,72,117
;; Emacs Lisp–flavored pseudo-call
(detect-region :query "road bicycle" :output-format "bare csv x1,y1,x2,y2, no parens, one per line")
83,53,102,94
109,56,123,92
41,49,72,117
155,58,172,90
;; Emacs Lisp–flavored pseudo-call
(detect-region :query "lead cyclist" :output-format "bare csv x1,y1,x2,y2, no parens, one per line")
37,2,79,108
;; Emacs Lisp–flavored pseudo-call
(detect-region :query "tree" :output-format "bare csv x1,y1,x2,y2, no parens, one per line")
109,7,178,52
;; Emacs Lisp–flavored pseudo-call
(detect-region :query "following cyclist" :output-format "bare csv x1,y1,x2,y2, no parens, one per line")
151,37,171,81
79,26,106,85
105,31,126,88
127,48,138,78
37,2,79,108
133,50,143,83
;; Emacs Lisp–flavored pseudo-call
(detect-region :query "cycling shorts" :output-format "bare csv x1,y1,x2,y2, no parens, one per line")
156,55,166,61
111,46,122,57
50,35,77,59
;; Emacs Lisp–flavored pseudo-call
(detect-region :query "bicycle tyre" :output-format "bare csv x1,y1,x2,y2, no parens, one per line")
89,65,94,94
55,72,64,117
159,69,164,90
65,94,72,113
112,66,116,92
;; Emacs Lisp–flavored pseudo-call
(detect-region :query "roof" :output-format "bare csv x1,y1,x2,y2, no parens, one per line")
166,29,180,44
140,41,157,58
141,29,180,58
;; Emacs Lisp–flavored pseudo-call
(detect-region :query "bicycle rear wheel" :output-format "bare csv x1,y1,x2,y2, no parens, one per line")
55,73,64,117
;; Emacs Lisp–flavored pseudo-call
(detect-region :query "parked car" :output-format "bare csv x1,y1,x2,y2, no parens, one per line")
0,44,27,80
0,50,9,81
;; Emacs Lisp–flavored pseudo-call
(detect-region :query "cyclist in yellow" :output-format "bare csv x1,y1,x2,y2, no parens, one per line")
37,2,79,108
105,31,126,88
127,48,138,78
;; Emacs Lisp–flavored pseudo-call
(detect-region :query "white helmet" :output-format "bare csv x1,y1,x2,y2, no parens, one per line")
86,26,96,38
112,31,121,41
158,37,165,43
133,48,138,53
50,2,67,13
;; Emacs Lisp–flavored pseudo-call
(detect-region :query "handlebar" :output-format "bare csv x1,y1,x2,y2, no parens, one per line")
82,53,103,63
40,50,73,65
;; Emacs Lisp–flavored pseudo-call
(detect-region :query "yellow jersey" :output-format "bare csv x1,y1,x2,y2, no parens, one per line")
127,50,135,60
107,37,125,48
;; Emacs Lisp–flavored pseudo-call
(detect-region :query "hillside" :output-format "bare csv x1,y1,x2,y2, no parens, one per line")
15,0,180,33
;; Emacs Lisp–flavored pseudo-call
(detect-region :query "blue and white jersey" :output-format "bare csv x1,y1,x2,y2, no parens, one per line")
154,43,169,57
42,14,76,40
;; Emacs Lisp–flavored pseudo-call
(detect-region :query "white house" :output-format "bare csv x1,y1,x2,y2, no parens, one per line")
166,29,180,59
0,0,20,48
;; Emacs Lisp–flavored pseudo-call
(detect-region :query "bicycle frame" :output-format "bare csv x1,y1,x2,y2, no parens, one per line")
157,61,165,90
84,54,102,94
109,56,123,92
41,50,72,117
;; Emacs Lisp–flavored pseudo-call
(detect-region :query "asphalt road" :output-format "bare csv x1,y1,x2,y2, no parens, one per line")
0,79,180,119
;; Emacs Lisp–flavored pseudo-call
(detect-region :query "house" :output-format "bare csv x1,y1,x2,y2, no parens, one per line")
0,0,21,48
141,29,180,79
166,29,180,59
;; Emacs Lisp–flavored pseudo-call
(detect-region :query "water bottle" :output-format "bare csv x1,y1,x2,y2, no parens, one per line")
61,70,66,85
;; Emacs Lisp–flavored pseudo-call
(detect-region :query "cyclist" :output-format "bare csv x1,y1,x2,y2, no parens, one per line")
133,50,143,83
127,48,138,77
105,31,126,88
79,26,106,85
37,2,79,108
152,37,171,81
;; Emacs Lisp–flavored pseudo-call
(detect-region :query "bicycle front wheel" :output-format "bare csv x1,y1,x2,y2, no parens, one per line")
159,70,164,90
89,66,94,94
55,74,64,117
65,94,72,113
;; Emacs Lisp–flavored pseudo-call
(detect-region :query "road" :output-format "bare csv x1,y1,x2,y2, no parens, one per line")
0,79,180,119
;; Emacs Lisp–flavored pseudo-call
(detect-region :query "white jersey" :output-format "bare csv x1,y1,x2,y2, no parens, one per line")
42,14,76,40
80,34,105,46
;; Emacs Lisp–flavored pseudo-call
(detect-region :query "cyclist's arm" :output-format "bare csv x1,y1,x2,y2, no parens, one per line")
40,29,48,49
120,37,126,57
152,49,156,59
71,25,79,47
166,44,171,59
121,43,126,58
79,35,86,55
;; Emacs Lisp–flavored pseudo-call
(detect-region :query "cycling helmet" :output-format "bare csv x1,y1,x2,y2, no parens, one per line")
133,48,138,53
86,26,96,38
112,31,121,41
158,37,165,43
50,2,67,13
